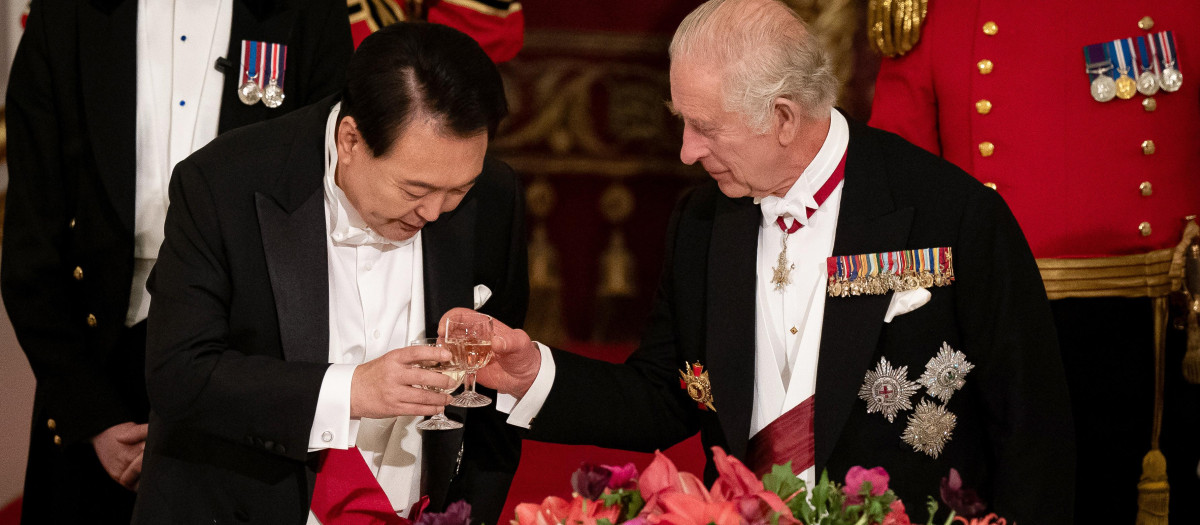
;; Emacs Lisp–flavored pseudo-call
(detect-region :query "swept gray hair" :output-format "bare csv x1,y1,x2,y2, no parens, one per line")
669,0,838,132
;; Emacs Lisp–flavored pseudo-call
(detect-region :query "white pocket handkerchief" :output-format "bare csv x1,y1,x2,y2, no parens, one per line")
883,288,931,323
473,284,492,310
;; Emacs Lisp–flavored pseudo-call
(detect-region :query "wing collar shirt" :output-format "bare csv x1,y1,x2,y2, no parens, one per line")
130,0,232,325
750,107,848,486
306,103,428,520
501,109,851,482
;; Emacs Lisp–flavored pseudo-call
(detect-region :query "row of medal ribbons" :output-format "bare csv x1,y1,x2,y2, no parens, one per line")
1083,30,1182,103
237,39,288,108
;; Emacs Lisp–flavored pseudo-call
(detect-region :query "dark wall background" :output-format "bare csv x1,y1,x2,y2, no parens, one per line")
496,0,880,345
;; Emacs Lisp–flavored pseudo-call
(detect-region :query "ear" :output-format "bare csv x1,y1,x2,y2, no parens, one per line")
772,97,802,147
335,116,363,165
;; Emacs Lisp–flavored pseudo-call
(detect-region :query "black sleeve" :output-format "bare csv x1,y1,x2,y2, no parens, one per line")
953,187,1075,523
525,190,700,451
144,159,328,461
1,0,132,444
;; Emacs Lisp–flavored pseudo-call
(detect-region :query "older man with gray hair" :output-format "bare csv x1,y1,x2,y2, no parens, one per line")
472,0,1074,521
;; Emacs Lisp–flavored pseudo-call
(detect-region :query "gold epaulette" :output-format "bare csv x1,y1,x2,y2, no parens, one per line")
868,0,928,57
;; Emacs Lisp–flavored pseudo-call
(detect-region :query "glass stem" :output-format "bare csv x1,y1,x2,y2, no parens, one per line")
465,372,478,393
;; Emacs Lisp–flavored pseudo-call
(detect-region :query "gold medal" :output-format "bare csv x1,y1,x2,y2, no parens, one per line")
1115,71,1137,99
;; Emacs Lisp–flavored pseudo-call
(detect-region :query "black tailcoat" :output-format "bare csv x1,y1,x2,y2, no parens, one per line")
132,98,527,524
2,1,352,522
526,119,1075,524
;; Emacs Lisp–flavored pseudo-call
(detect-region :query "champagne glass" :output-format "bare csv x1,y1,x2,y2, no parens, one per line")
444,312,494,408
409,338,467,430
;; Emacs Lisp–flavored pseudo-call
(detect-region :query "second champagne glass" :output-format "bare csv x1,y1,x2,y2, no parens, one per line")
444,312,494,408
409,338,467,430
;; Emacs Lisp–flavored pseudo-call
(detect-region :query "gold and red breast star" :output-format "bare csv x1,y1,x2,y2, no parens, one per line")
679,362,716,412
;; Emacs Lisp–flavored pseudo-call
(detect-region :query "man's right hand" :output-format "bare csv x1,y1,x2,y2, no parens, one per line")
92,422,148,491
350,345,456,419
438,307,541,398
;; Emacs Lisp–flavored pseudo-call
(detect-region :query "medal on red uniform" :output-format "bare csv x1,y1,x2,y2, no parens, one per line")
827,247,954,297
262,43,288,109
1157,31,1182,92
1083,43,1117,102
1136,36,1161,96
1109,39,1137,100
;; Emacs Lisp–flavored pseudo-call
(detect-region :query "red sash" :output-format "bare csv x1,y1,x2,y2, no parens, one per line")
311,446,425,524
745,397,815,478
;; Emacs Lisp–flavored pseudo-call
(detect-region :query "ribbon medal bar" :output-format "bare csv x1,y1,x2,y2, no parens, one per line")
1108,39,1137,100
1157,30,1182,92
1083,43,1117,102
239,40,289,107
826,247,954,297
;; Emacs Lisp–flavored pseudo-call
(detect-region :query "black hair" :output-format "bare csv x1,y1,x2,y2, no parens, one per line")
339,22,508,156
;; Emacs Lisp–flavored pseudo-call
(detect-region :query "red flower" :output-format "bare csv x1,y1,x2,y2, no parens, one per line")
709,448,799,525
843,466,889,505
514,495,620,525
882,500,912,525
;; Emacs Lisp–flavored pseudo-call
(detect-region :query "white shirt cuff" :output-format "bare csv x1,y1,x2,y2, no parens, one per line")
308,363,357,452
498,342,555,429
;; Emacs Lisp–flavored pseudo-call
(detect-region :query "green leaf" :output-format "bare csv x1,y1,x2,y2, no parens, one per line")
599,493,622,508
764,463,806,501
596,520,613,525
623,490,645,521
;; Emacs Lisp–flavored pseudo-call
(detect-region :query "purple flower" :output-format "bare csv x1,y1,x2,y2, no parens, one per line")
939,469,987,518
602,463,639,490
571,463,613,500
416,500,472,525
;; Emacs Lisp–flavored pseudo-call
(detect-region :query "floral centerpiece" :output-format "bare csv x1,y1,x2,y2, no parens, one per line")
510,447,1012,525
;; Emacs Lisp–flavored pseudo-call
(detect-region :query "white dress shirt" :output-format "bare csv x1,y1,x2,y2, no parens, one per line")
129,0,232,326
749,108,848,485
505,109,851,487
306,104,427,521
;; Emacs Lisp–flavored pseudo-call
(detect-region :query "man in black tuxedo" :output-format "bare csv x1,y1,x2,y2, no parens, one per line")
2,0,350,522
470,0,1073,523
133,23,525,524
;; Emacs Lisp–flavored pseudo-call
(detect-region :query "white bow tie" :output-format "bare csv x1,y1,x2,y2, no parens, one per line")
758,193,818,228
330,223,409,247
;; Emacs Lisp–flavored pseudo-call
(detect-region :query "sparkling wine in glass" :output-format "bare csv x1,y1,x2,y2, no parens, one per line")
409,338,467,430
445,313,494,408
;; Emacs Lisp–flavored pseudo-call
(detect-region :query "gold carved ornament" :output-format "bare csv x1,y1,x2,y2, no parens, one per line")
867,0,928,57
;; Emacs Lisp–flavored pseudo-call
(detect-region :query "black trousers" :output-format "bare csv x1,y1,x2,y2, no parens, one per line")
21,320,147,525
1055,297,1199,524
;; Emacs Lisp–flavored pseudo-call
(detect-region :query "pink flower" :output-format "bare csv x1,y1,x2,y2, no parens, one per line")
639,450,711,514
843,466,889,505
603,462,639,490
882,500,912,525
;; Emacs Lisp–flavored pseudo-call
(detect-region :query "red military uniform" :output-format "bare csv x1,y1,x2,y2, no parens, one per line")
870,1,1199,523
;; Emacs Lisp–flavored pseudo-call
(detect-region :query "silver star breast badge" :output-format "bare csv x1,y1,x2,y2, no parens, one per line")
858,357,920,423
902,398,957,458
918,342,975,403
